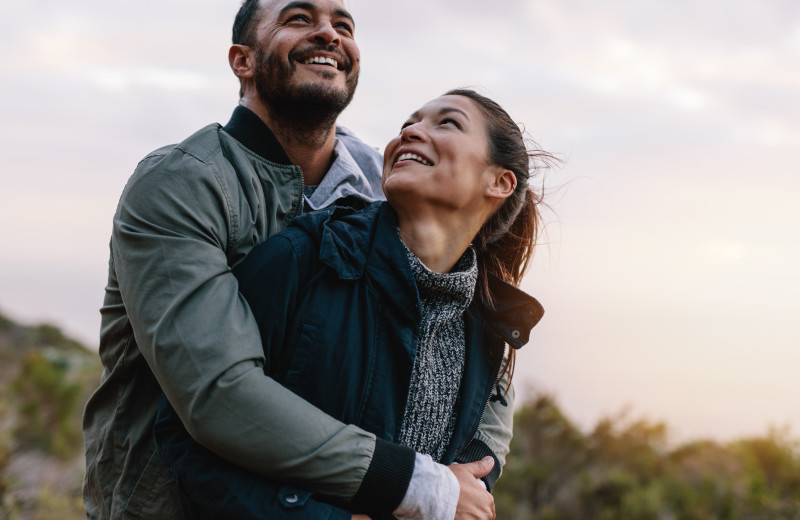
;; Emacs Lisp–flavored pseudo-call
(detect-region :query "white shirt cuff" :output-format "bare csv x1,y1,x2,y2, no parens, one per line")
392,453,459,520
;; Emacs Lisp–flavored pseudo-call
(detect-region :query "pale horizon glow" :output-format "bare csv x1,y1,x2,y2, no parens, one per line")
1,0,798,444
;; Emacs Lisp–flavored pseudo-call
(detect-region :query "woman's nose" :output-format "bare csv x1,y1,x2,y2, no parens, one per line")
401,123,426,142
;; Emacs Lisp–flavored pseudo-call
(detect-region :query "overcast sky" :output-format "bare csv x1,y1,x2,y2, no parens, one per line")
1,0,799,442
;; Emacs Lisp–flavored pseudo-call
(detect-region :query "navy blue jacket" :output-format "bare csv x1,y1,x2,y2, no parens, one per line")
154,201,544,519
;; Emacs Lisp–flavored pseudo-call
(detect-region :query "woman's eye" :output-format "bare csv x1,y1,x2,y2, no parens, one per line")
442,118,462,129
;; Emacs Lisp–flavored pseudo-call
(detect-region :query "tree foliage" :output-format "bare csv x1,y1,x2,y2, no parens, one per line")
494,394,800,519
0,310,100,520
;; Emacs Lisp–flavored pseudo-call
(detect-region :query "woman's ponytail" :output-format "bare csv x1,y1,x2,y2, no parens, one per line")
445,88,557,388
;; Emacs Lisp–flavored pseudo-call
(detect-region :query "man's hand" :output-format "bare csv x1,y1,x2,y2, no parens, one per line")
351,515,371,520
449,457,496,520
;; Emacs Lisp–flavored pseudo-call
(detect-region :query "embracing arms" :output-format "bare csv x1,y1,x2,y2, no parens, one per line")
116,151,510,518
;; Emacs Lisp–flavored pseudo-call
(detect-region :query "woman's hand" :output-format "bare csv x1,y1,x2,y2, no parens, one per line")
449,457,496,520
351,515,371,520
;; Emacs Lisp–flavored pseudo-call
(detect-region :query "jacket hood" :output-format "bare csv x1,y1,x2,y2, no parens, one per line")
288,201,545,348
289,200,382,280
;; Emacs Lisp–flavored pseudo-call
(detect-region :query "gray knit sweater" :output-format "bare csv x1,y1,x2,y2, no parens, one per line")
397,244,478,461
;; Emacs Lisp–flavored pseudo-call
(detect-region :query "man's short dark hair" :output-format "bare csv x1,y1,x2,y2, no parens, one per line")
233,0,263,46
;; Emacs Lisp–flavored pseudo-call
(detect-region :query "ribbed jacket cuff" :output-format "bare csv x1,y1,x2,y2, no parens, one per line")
350,438,416,515
455,439,501,492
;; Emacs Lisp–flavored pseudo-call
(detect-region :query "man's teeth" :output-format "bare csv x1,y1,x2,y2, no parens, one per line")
304,56,338,69
397,153,431,166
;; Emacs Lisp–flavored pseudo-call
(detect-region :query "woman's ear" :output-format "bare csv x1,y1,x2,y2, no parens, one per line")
485,167,517,200
229,44,255,80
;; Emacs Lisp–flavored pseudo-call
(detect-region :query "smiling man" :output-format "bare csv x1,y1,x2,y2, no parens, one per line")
82,1,506,519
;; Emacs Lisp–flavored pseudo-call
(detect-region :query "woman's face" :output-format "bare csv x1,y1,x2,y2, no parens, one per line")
382,95,498,214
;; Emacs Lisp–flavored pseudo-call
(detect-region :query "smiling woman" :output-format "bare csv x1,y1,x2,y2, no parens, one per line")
152,88,554,519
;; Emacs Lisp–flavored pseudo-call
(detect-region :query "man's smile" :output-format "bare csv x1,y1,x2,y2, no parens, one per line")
303,55,339,69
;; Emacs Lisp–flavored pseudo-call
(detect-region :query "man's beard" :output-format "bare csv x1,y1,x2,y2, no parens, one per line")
254,45,358,134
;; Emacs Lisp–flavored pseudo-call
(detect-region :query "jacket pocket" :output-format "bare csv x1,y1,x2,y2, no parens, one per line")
281,322,319,388
122,448,185,519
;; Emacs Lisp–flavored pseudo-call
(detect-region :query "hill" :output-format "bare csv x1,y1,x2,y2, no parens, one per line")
0,310,101,520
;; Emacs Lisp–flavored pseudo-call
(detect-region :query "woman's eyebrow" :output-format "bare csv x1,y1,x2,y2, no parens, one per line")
407,107,469,121
438,107,470,120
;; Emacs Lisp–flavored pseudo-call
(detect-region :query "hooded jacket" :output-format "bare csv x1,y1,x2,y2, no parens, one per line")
154,201,544,519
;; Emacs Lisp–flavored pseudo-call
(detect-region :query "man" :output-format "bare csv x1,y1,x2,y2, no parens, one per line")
82,1,509,519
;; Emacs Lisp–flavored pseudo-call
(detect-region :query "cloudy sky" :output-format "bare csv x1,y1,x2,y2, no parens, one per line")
1,0,798,442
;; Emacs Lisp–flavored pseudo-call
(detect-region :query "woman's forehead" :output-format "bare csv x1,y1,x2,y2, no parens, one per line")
409,95,481,121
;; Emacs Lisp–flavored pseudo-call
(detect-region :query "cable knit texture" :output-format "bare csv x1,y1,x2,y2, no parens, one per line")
397,242,478,461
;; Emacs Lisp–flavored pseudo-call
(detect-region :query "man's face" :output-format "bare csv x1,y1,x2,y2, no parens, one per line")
252,0,360,116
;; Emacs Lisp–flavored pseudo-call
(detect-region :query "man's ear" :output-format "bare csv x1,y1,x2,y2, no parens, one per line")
485,167,517,200
229,44,255,80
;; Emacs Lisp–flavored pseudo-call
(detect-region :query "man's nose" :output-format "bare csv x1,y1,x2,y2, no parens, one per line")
309,20,340,45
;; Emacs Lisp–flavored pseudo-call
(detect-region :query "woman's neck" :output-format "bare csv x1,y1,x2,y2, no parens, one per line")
396,209,484,274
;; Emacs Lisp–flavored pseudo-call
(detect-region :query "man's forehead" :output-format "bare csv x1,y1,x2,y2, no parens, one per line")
260,0,350,18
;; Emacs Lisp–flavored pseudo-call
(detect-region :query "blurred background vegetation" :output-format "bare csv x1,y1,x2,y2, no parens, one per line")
493,395,800,519
0,311,99,520
1,309,798,519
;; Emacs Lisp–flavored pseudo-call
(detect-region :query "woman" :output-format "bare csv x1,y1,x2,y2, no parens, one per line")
154,89,553,519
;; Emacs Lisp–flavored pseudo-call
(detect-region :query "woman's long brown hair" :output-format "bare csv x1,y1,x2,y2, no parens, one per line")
445,88,557,390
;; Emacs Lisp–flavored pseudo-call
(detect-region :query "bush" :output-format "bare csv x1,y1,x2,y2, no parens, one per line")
10,352,83,459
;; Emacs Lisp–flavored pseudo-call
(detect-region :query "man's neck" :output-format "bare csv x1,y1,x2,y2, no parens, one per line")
240,98,338,187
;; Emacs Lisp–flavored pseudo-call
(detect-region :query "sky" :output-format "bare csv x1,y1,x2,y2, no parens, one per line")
1,0,798,443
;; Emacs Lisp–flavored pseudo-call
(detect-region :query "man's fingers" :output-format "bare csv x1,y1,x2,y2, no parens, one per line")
465,456,494,478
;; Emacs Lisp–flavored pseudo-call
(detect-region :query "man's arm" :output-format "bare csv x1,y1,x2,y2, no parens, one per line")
113,154,412,511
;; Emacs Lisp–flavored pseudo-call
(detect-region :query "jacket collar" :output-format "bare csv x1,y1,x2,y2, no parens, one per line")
222,105,292,165
307,201,544,347
474,274,544,349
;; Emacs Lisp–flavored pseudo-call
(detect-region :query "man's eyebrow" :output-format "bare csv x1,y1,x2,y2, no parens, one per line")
279,1,315,17
335,8,355,26
278,1,355,26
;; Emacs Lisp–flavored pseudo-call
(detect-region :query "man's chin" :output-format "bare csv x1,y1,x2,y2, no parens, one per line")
295,63,341,80
292,68,351,92
293,79,356,108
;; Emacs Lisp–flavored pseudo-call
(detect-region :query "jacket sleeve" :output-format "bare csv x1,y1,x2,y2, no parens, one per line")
454,370,515,492
154,396,353,520
113,151,413,510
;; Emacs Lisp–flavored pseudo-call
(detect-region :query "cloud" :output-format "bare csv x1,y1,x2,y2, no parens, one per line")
89,67,212,91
